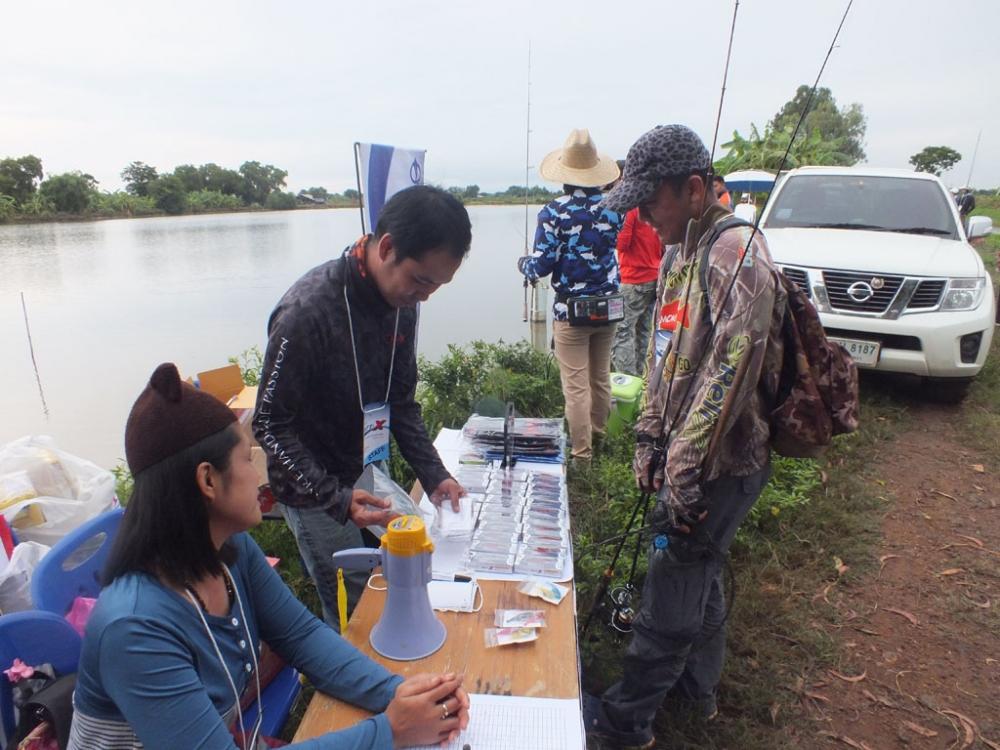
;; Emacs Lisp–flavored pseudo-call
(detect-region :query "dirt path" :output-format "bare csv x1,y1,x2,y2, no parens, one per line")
809,402,1000,749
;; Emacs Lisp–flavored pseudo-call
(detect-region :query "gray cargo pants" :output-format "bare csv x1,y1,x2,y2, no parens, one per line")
599,462,771,735
611,280,658,376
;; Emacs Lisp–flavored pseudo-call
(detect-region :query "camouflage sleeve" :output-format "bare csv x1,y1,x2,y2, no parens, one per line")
664,227,777,511
635,269,667,440
520,205,560,281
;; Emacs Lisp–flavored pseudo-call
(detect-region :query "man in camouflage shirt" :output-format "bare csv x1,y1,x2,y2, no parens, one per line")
583,124,785,749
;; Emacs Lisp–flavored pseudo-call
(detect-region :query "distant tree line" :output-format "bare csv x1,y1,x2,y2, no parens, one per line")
0,156,366,222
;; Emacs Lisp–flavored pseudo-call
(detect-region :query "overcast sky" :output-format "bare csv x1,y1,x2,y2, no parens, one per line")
4,0,997,194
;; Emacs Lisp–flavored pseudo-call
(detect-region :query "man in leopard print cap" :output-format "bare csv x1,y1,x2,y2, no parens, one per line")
583,125,786,749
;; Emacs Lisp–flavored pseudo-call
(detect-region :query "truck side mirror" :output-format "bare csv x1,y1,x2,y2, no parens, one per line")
966,215,992,240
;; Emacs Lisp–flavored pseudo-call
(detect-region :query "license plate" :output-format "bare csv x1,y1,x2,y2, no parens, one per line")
829,337,881,366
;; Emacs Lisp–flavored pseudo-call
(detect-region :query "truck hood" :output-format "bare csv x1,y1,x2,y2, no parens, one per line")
764,227,984,278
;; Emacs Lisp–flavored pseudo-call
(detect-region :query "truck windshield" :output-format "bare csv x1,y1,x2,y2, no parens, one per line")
763,175,959,239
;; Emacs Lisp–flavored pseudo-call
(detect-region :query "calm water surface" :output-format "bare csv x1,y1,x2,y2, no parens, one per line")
0,207,543,468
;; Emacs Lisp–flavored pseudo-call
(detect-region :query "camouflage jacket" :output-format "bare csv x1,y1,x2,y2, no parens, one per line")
519,188,622,321
637,203,785,513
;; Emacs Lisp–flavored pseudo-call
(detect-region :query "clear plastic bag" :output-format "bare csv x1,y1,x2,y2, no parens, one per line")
353,463,425,538
0,542,50,614
0,436,116,546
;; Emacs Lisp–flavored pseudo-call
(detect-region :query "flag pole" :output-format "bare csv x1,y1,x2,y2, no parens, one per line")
353,142,367,234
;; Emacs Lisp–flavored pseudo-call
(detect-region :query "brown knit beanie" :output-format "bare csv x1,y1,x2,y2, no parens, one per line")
125,363,237,475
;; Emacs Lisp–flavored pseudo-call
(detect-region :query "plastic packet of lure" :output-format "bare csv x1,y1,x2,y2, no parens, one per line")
522,517,566,535
525,496,564,512
518,578,569,604
529,473,563,490
476,514,521,531
487,478,528,497
479,506,522,524
494,609,547,628
519,543,565,559
473,526,521,544
525,484,564,502
514,554,566,577
454,468,492,491
433,496,476,539
484,626,538,648
469,538,519,556
466,551,515,574
521,531,569,550
480,489,525,505
525,506,564,522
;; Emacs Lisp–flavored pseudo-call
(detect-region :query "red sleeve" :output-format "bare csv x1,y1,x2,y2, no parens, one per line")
616,208,637,254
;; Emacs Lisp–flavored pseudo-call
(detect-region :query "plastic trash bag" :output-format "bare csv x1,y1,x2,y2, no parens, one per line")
0,542,50,614
0,436,117,547
353,463,427,538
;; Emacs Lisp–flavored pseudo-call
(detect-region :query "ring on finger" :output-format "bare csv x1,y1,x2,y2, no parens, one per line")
440,701,450,720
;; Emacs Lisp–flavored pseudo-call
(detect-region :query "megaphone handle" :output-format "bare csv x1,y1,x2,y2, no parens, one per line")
331,548,383,570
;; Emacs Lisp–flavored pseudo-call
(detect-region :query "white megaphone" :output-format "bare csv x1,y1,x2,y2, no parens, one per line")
332,515,446,661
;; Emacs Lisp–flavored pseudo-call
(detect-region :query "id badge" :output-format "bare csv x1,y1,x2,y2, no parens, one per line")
653,330,674,371
362,402,391,467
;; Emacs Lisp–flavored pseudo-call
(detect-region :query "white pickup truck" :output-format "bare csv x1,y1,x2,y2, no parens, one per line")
760,167,995,402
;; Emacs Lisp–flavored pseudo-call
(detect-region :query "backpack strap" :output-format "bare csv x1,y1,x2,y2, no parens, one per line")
697,215,754,322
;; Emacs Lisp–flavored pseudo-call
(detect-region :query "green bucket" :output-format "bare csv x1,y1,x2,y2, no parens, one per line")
606,372,644,437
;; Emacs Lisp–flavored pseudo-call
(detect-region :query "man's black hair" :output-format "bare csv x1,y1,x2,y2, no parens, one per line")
374,185,472,261
104,425,241,589
713,175,727,187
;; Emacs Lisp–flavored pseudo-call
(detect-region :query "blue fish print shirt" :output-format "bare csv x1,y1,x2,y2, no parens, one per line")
520,187,623,321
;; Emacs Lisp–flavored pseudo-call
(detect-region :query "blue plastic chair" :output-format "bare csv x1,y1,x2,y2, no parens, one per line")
241,662,302,738
30,508,124,616
0,611,82,748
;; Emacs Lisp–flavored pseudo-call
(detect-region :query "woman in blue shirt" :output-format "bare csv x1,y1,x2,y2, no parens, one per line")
516,128,622,462
69,362,469,750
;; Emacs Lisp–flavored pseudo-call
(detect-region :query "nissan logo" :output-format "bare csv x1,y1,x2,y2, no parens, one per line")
847,281,874,303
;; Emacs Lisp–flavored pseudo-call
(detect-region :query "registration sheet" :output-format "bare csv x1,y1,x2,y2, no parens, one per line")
411,694,585,750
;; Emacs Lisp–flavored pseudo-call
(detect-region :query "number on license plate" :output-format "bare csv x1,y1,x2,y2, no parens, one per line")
829,337,880,366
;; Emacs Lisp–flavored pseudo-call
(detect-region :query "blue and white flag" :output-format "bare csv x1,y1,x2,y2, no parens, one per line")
355,142,426,233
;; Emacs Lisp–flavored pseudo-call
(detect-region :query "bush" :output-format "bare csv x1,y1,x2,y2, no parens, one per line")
93,191,159,218
0,195,14,222
148,175,188,215
187,190,243,214
39,172,98,213
417,340,564,433
264,191,298,210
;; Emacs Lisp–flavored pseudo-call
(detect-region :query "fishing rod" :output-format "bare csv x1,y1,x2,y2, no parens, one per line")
965,129,982,189
522,41,532,324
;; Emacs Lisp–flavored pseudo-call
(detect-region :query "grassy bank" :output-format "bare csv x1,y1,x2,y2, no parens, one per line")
961,231,1000,461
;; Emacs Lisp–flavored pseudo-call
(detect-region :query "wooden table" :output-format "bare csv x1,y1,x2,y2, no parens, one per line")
293,578,580,740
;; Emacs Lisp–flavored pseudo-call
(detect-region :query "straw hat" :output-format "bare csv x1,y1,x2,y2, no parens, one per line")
539,129,620,188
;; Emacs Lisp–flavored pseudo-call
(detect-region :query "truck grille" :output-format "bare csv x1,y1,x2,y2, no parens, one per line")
823,270,903,313
780,267,810,298
907,279,946,309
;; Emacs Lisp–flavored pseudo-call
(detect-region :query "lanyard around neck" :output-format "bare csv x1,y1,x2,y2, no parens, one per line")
343,283,400,412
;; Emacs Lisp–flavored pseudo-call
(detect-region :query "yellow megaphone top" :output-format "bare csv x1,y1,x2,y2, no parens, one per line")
381,515,435,557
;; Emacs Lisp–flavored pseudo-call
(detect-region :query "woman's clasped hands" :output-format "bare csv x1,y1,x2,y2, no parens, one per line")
386,672,470,748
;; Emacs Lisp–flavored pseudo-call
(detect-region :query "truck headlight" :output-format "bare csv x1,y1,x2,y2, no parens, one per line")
940,278,986,311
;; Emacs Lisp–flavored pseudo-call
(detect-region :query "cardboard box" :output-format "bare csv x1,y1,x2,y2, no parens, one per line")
190,364,267,487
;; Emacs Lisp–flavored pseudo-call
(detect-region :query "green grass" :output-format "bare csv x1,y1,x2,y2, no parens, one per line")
961,231,1000,462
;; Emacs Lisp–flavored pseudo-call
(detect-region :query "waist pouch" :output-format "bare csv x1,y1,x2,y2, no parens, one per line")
561,293,625,327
